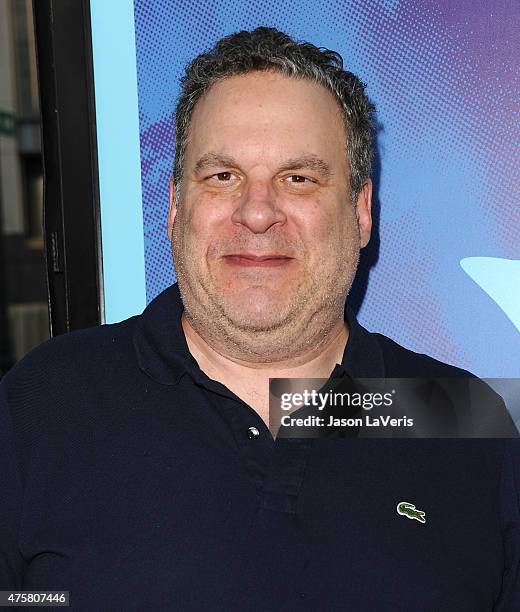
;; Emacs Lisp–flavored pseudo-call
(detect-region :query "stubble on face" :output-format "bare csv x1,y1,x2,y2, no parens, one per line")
172,200,361,363
170,72,363,364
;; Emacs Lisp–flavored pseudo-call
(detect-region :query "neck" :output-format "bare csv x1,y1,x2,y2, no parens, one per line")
181,312,349,380
181,313,349,427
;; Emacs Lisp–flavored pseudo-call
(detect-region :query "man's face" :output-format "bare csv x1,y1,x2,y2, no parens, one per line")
170,71,371,342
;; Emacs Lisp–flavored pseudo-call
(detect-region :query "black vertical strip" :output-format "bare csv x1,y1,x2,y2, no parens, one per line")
32,0,103,336
0,154,15,376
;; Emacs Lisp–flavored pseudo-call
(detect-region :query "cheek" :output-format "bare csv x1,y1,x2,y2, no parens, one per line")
297,202,357,254
174,198,237,271
177,197,226,244
326,200,359,242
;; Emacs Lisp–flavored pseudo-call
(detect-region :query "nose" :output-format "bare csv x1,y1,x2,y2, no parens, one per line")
231,179,286,234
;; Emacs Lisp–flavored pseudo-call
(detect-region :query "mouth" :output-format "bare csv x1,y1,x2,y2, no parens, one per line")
222,253,295,268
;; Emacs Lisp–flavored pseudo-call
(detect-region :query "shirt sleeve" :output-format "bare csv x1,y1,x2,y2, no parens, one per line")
494,439,520,610
0,381,25,588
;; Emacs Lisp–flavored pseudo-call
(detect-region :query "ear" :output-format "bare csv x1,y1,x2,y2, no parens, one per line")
167,178,177,241
355,180,372,248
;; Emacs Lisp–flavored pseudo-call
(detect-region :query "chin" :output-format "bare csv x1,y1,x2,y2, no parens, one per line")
220,294,296,332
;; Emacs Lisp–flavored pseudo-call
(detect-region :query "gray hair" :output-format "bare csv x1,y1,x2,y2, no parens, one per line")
173,27,375,204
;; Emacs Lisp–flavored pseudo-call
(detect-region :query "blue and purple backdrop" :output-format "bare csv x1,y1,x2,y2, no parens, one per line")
90,0,520,379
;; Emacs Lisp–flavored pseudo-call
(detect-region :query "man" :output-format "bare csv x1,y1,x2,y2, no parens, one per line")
1,27,518,610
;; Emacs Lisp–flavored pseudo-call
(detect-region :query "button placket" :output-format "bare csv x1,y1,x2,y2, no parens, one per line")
261,438,314,514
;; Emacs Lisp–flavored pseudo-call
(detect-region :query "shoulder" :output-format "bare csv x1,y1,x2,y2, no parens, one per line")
2,315,139,390
368,330,520,436
0,315,140,434
371,331,474,378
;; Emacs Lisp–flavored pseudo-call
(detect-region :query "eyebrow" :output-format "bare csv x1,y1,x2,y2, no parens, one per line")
193,152,334,179
194,153,239,174
277,155,333,179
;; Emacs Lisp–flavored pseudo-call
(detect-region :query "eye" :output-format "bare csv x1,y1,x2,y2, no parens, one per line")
287,175,311,183
206,170,241,183
282,175,318,189
213,172,232,181
206,171,240,187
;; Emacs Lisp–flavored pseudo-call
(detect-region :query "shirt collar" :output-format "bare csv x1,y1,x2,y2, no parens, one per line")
133,282,385,385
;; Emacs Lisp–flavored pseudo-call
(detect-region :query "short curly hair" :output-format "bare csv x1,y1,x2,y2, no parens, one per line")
173,27,375,203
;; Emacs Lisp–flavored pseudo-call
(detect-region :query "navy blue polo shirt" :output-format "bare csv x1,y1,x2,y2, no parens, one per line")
1,283,519,610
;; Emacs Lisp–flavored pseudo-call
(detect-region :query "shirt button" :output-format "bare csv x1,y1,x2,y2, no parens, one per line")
247,426,260,439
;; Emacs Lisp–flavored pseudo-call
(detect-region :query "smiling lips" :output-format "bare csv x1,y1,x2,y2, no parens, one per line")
223,253,294,267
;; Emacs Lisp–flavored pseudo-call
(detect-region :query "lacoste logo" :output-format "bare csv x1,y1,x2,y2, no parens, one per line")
396,501,426,524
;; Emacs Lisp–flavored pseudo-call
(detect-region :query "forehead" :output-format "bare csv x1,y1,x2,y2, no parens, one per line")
185,71,346,169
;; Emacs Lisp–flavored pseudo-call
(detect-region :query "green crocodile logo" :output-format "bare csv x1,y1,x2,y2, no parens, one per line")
397,501,426,524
